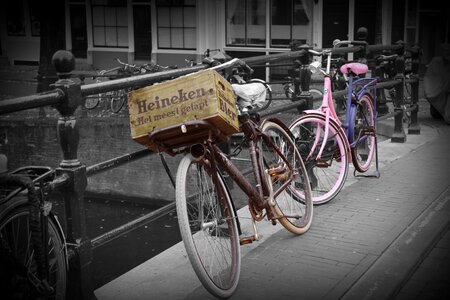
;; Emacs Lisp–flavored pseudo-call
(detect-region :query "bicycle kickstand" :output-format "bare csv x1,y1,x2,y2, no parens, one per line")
354,133,380,178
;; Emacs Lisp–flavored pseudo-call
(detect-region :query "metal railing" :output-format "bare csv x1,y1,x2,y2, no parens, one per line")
0,42,421,299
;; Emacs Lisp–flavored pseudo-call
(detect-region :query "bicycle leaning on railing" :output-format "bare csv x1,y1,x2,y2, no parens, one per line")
85,58,177,113
147,58,313,298
0,166,68,299
289,40,379,205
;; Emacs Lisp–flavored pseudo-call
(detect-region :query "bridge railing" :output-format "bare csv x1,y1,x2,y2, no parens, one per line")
0,42,421,299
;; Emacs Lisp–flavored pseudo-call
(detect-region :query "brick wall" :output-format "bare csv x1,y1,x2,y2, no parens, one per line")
0,114,180,203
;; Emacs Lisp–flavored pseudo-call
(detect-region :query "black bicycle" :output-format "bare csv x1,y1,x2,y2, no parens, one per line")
0,166,67,299
85,58,177,113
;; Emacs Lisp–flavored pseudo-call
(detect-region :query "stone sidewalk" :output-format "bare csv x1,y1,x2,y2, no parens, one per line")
95,97,450,300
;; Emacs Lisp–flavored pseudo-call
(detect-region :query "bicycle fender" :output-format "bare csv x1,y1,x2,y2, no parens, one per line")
49,212,69,270
259,117,292,135
0,196,69,270
300,110,326,117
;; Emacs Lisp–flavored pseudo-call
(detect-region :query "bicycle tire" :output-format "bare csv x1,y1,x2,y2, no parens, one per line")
110,89,127,113
0,204,67,299
350,93,376,173
176,153,241,299
289,114,349,205
260,121,313,234
84,95,100,110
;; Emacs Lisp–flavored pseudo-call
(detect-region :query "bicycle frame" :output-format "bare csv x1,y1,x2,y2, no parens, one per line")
303,52,377,163
149,116,297,227
344,75,377,148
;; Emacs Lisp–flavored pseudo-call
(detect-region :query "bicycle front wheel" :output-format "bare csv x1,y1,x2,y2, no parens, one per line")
84,95,100,110
289,114,349,205
110,89,127,113
0,204,67,300
260,121,313,234
176,154,241,299
351,93,376,172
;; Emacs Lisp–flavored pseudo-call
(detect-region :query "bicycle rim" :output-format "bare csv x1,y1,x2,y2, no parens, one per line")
289,114,349,205
260,121,313,234
176,154,240,298
0,205,67,299
351,94,375,172
110,90,127,113
84,96,100,110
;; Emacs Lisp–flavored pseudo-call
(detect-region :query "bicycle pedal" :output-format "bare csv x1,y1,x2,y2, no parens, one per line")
240,235,258,245
362,127,376,135
315,160,330,168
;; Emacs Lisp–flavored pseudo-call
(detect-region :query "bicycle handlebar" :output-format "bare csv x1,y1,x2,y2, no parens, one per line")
333,40,368,48
115,57,136,69
210,58,254,76
375,54,398,63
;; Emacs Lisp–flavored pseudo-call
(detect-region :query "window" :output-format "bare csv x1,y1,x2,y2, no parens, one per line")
156,0,196,50
92,0,128,48
133,2,152,59
6,1,26,36
29,1,40,36
271,0,312,47
226,0,266,47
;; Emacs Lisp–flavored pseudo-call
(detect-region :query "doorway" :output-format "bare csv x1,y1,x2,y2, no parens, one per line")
70,4,87,59
133,5,152,60
322,0,349,48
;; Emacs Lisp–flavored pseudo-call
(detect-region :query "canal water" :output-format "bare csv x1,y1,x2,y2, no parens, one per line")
53,194,181,289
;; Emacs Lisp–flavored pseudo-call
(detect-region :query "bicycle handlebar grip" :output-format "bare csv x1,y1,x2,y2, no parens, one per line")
239,60,254,76
308,49,323,56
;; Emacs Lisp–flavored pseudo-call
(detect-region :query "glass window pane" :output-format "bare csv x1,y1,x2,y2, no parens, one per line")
158,7,170,26
94,27,106,45
247,0,265,45
293,0,310,25
105,7,116,26
171,28,183,48
184,28,196,48
171,8,183,27
184,7,196,27
93,7,105,26
117,7,128,26
105,27,117,46
158,28,171,47
271,0,292,26
117,27,128,46
226,0,245,45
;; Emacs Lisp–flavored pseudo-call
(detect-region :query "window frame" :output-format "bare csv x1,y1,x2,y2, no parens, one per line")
91,1,128,48
156,0,197,50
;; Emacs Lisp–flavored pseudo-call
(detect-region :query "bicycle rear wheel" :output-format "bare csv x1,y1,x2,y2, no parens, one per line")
260,121,313,234
289,114,349,205
176,154,241,299
351,93,376,172
0,204,67,299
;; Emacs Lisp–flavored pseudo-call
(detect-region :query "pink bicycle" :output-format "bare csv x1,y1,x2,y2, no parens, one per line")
289,41,379,205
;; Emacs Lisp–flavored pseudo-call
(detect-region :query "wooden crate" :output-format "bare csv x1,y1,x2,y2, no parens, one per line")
128,69,239,151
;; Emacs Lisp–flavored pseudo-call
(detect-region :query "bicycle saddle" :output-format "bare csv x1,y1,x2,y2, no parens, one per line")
232,82,267,110
340,63,368,75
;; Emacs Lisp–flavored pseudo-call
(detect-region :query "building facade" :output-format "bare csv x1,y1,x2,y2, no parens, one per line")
0,0,448,78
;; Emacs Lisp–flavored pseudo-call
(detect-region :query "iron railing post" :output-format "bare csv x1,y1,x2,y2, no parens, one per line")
392,42,407,143
407,46,421,134
51,50,96,300
298,44,314,111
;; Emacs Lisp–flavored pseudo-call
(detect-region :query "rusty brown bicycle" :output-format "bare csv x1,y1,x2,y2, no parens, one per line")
147,58,313,299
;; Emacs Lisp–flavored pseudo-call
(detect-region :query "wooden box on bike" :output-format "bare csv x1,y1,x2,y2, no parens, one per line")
128,69,239,151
